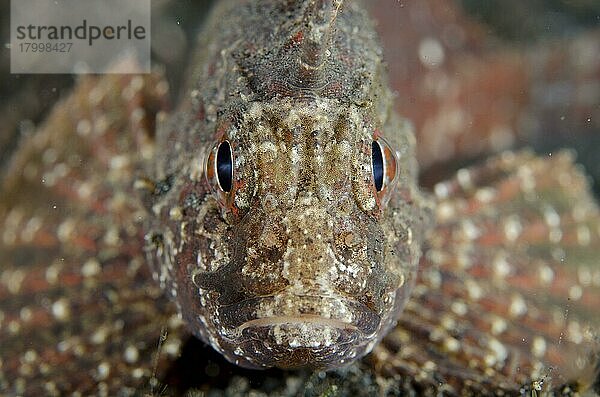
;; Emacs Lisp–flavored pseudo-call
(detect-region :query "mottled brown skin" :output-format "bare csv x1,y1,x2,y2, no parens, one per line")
146,0,431,369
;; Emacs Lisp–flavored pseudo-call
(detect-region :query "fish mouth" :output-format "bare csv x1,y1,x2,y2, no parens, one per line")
238,314,358,332
218,294,381,365
215,294,382,368
219,294,380,335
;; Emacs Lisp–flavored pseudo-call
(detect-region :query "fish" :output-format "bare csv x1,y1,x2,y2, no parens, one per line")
143,0,431,371
0,0,598,395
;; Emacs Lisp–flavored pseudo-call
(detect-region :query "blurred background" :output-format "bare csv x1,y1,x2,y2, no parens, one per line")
367,0,600,194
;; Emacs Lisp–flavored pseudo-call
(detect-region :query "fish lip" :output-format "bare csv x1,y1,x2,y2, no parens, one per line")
237,314,359,332
219,294,381,337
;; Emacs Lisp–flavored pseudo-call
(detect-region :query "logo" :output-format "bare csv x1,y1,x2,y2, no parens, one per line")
11,0,151,74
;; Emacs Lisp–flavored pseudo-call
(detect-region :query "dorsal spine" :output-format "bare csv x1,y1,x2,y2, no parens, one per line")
296,0,343,88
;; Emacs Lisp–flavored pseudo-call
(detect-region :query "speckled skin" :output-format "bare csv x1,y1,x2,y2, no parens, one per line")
145,0,431,369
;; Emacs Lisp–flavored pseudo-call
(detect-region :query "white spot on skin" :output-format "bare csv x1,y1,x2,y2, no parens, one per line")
424,269,442,289
131,107,147,127
549,227,563,243
543,206,561,228
493,255,512,279
109,155,130,170
568,285,583,301
486,338,508,366
168,314,184,329
42,148,58,165
465,279,482,301
451,301,467,316
21,217,43,243
538,265,555,285
45,260,62,285
460,220,480,241
169,206,183,221
93,115,110,136
96,362,110,380
436,202,455,222
103,226,120,247
517,165,536,192
443,336,460,353
440,315,456,331
234,347,244,356
2,269,26,294
51,299,71,321
423,361,437,372
77,182,93,200
8,320,21,335
248,102,263,119
433,183,449,199
490,316,507,335
130,75,145,91
418,37,445,68
57,218,76,243
91,326,109,344
163,338,182,357
23,349,38,364
577,225,591,246
364,197,376,211
567,321,583,344
531,336,547,358
503,215,522,242
81,258,101,278
509,294,527,317
260,141,278,155
3,209,23,245
132,368,145,379
19,307,33,322
578,267,592,286
456,168,473,190
475,187,496,203
124,345,139,364
76,119,92,136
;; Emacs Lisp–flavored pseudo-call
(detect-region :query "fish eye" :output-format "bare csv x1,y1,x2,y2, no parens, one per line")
216,141,233,192
204,138,254,218
371,138,398,194
372,141,384,191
